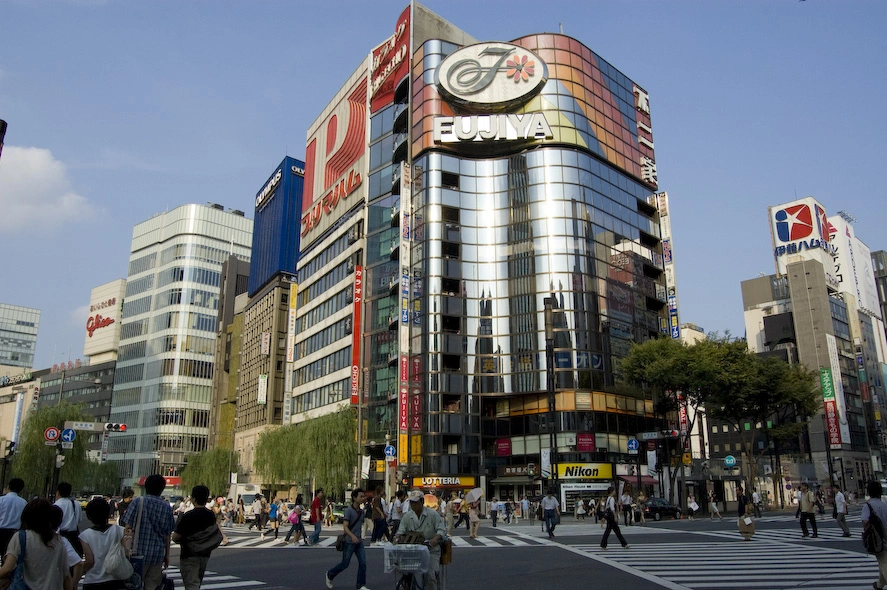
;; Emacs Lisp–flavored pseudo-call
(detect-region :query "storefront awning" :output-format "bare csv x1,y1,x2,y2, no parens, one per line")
618,475,658,486
491,476,534,484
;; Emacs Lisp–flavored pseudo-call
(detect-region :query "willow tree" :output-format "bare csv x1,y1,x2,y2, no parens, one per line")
180,447,240,497
11,402,94,497
254,408,357,499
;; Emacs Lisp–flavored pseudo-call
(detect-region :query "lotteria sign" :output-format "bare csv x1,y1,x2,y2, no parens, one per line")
411,476,477,489
433,42,551,146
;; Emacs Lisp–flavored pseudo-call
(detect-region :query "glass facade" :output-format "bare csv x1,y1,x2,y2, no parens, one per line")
0,303,40,369
109,205,252,484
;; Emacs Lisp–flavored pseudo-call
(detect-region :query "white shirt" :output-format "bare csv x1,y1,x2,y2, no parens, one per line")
541,496,559,511
0,491,27,529
752,491,761,504
53,496,81,532
835,491,847,514
391,498,404,521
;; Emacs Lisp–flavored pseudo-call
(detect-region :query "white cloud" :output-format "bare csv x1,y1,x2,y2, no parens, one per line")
0,146,95,232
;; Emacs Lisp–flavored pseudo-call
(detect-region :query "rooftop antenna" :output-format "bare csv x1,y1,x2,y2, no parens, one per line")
559,23,564,34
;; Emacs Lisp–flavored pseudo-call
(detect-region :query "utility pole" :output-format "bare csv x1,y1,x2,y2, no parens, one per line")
543,297,558,496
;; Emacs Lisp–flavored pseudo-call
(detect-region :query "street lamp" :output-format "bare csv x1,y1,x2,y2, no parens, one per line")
543,297,558,494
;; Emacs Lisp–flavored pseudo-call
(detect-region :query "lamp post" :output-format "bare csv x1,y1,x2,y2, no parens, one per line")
543,297,558,494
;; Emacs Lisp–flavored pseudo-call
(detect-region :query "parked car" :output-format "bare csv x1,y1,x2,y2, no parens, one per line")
644,497,681,521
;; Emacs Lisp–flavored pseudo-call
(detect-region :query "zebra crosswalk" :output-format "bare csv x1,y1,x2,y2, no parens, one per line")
161,567,265,589
574,541,880,590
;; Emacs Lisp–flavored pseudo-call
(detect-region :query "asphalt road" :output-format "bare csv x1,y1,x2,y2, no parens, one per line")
161,506,881,590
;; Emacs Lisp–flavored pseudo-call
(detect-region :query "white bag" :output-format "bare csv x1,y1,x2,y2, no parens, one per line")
105,526,135,580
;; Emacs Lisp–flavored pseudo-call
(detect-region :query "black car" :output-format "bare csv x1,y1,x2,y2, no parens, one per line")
644,497,681,521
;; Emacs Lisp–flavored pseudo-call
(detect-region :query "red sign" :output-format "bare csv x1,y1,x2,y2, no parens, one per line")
399,386,409,431
410,388,421,431
824,400,842,448
496,438,512,457
350,267,363,405
370,6,411,112
301,168,362,236
86,314,115,337
45,427,60,442
577,433,595,452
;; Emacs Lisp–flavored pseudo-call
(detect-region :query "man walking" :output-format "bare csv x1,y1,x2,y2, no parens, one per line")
620,490,633,526
0,478,26,558
309,488,325,546
600,486,629,550
862,480,887,590
832,484,851,537
54,481,83,556
121,474,176,590
752,488,762,518
172,485,222,589
325,488,370,590
370,486,388,545
489,497,499,528
541,489,560,539
798,482,819,538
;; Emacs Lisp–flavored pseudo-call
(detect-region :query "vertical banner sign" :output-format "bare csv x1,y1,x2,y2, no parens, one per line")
370,6,411,113
286,283,298,363
820,368,842,449
541,449,551,479
398,162,412,466
654,192,681,339
351,266,364,405
825,334,852,444
261,332,271,356
257,374,268,405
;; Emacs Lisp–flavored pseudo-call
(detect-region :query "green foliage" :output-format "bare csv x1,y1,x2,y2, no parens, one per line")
254,408,357,499
180,447,239,497
10,403,93,497
79,460,122,495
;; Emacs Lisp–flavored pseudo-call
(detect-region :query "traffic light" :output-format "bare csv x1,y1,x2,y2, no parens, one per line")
56,455,66,468
105,423,127,432
4,441,14,457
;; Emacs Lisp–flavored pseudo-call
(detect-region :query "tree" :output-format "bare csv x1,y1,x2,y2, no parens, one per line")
180,447,239,497
79,460,122,496
254,408,357,499
10,402,94,497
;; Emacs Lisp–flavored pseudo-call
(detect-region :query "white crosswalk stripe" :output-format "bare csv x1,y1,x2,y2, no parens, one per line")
573,541,880,589
164,566,266,589
703,527,859,543
215,528,549,549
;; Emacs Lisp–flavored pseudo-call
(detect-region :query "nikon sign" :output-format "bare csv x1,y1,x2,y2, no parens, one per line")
557,463,613,480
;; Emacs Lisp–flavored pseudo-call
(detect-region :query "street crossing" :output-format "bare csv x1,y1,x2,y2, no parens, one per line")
160,566,266,589
575,540,880,590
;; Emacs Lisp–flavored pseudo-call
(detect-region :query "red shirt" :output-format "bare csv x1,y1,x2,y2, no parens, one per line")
311,496,322,523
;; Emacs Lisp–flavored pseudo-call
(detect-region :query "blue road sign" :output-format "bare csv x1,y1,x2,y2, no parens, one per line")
384,445,396,457
724,455,736,468
61,428,76,443
627,438,640,452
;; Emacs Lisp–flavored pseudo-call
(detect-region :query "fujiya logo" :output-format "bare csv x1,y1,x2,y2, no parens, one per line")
435,42,548,111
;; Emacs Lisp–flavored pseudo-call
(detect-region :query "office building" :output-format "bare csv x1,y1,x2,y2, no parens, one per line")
0,304,40,369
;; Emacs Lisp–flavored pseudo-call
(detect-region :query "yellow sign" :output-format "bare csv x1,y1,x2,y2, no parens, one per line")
556,463,612,479
411,476,477,488
399,434,408,464
374,460,386,472
682,453,692,466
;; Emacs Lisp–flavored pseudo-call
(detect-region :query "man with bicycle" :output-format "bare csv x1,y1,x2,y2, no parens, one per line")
395,489,447,590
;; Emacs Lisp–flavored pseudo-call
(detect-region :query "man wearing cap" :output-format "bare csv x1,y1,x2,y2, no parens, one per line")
396,490,447,590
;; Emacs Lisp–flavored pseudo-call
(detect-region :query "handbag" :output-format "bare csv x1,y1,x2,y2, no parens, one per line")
9,530,27,590
104,526,135,580
186,523,224,554
335,533,347,551
124,497,146,590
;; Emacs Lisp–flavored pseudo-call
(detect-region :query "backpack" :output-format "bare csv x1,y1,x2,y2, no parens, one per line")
289,506,302,524
864,501,885,554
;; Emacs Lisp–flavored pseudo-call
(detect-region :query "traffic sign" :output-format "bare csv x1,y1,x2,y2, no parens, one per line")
61,442,73,449
639,431,660,441
627,438,639,455
61,428,76,443
724,455,736,468
44,427,60,442
384,445,396,457
65,421,99,431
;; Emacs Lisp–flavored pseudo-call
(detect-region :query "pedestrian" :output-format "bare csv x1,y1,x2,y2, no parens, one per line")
370,486,388,545
284,494,307,545
324,488,370,590
636,493,647,526
455,496,470,530
815,487,826,515
262,496,280,541
309,488,325,546
521,496,530,524
600,486,629,550
752,488,763,518
831,484,851,537
737,487,749,519
395,489,446,590
597,497,606,527
172,485,223,590
687,494,697,521
120,474,176,590
224,499,235,528
117,489,134,526
541,489,560,539
444,492,457,537
0,498,72,589
468,500,480,539
798,482,819,538
490,497,499,527
79,497,127,590
575,498,586,521
862,480,887,590
54,481,84,557
738,503,756,541
504,499,513,524
620,490,633,526
247,494,263,531
390,491,405,540
0,477,27,557
236,496,246,525
709,492,723,520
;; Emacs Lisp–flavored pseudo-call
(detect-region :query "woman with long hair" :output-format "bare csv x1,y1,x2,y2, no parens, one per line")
79,497,127,590
0,498,72,589
283,494,307,546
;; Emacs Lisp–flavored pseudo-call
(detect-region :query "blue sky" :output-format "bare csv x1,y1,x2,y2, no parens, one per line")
0,0,884,369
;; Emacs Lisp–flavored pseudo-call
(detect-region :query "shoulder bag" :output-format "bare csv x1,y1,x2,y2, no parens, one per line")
335,512,359,551
104,526,135,581
123,497,146,590
9,530,27,590
186,522,224,554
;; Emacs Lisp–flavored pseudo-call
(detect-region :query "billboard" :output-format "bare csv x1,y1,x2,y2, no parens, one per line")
828,215,881,319
370,5,411,113
83,279,126,359
769,197,837,283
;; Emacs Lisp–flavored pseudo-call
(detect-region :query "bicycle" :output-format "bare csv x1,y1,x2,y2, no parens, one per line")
384,543,431,590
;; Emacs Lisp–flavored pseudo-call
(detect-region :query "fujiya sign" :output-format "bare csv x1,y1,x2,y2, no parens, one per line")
433,112,552,143
435,42,548,110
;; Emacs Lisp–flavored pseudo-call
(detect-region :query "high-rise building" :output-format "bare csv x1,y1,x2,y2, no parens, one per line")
0,304,40,369
291,4,673,502
109,204,252,488
741,198,887,493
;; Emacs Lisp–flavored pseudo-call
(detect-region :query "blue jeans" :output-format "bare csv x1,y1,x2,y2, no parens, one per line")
327,540,367,588
310,521,322,544
544,509,557,536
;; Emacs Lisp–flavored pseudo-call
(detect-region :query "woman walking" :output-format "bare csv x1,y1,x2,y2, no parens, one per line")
79,497,127,590
284,494,308,546
576,498,586,521
600,487,629,550
709,492,723,520
0,498,73,589
468,500,481,539
263,497,281,541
